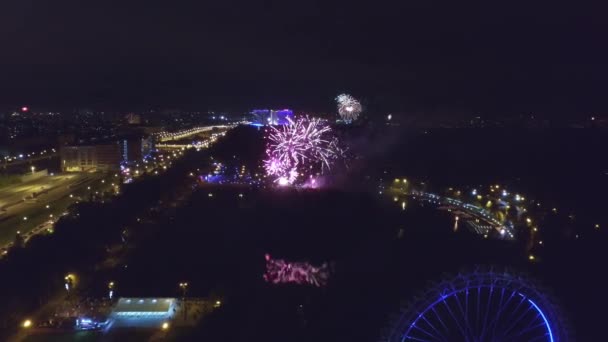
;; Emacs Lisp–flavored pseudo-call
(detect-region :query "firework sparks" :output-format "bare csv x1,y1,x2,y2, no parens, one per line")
335,93,362,122
264,116,342,185
263,254,330,287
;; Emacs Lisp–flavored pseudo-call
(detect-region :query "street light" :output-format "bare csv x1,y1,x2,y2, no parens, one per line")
108,281,115,299
179,282,189,319
65,273,76,292
31,166,35,174
22,319,32,328
179,282,188,298
162,322,170,330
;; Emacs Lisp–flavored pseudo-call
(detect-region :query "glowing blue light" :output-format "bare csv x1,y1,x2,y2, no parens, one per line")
527,298,554,342
403,288,556,341
115,311,169,316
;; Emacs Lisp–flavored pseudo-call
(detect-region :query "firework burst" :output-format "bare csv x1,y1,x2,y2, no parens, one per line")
335,93,362,123
264,116,342,185
263,254,330,287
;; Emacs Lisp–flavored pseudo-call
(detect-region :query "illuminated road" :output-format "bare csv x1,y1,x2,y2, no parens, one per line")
1,153,58,169
155,125,232,142
0,174,85,209
0,173,103,247
411,190,514,239
387,183,515,239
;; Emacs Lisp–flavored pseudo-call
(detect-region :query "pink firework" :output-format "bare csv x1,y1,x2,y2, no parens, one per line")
264,116,342,185
263,254,330,287
264,157,288,176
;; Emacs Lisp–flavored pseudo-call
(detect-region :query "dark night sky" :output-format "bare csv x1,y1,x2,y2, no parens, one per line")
0,1,606,112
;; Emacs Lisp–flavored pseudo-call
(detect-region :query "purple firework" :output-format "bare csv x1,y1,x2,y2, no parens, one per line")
264,116,342,185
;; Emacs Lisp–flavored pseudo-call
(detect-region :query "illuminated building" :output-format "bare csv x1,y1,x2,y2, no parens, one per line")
61,137,151,172
61,144,122,172
112,298,176,317
270,109,293,125
110,298,177,328
251,109,293,125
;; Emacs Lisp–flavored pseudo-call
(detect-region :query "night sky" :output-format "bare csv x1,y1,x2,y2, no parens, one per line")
0,1,606,112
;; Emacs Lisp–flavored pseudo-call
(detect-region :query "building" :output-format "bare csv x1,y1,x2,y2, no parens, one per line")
112,298,176,318
61,136,152,172
251,109,293,125
110,298,176,328
60,144,122,172
122,138,141,162
251,109,270,125
270,109,293,125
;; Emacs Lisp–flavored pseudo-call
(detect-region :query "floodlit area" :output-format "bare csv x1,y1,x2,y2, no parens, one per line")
109,298,176,328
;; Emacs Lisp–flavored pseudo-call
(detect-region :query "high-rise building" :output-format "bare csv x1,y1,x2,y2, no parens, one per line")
251,109,293,125
61,144,122,172
60,137,150,172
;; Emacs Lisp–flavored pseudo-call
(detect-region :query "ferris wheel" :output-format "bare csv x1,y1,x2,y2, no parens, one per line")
384,268,570,342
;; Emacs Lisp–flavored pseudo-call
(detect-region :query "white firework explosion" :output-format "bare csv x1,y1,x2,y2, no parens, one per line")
335,93,362,123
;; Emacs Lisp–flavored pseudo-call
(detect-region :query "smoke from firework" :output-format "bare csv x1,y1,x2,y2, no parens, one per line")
264,116,342,185
335,93,362,122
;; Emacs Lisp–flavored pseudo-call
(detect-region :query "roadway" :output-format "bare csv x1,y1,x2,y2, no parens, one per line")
389,186,515,239
0,173,103,247
1,153,58,169
155,125,232,142
0,174,88,210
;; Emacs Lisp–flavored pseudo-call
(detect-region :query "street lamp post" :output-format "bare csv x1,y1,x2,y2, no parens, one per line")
179,282,188,320
108,281,115,300
64,274,76,297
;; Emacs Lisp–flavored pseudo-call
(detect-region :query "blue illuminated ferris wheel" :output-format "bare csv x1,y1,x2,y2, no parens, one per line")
384,269,570,342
